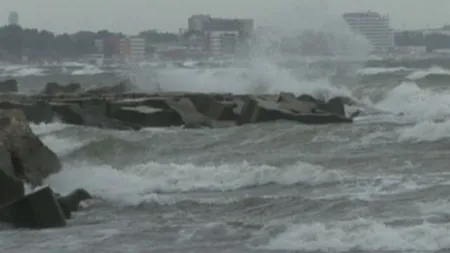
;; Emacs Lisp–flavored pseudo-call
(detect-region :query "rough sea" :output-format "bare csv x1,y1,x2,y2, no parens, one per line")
2,57,450,253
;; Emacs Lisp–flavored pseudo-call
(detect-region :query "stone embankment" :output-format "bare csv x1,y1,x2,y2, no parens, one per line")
0,81,357,131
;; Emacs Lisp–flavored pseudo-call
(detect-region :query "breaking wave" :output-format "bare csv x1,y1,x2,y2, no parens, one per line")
264,218,450,252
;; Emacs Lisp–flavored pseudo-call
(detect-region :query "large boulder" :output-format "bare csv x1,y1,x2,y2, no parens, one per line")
0,186,66,229
187,94,238,121
42,82,82,95
108,96,214,128
85,79,137,95
0,101,54,124
0,109,61,187
296,94,351,117
0,79,18,93
166,97,213,128
110,106,184,128
51,102,141,130
0,109,61,208
236,95,352,125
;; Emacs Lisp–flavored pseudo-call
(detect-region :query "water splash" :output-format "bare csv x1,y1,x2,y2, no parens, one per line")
122,1,371,100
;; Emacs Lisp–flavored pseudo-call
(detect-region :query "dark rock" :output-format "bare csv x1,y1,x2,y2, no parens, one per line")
57,188,92,219
296,94,351,117
43,82,82,95
110,106,184,128
51,102,141,131
236,95,352,125
278,93,317,114
0,109,61,211
86,79,136,94
0,168,24,208
317,97,346,117
0,109,61,187
0,186,66,229
78,98,109,116
0,79,18,93
297,94,319,103
0,101,54,124
188,94,238,121
166,97,212,128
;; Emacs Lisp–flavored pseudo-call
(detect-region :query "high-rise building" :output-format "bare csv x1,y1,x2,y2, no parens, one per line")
343,11,394,51
8,11,19,26
188,15,211,32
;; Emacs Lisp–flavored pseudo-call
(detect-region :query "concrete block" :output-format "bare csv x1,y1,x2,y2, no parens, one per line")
0,186,66,229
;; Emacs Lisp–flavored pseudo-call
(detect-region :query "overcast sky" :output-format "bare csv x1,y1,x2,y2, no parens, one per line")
1,0,450,34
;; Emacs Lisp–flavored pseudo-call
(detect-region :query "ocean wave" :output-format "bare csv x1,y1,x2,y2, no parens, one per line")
407,65,450,80
0,65,47,77
375,82,450,120
397,119,450,142
71,65,104,75
357,67,415,76
263,218,450,252
45,160,344,204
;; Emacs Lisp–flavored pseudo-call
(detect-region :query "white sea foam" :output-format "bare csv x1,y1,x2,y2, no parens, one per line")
407,65,450,80
71,65,104,75
375,82,450,120
397,119,450,142
0,65,46,77
265,218,450,252
357,67,415,76
45,160,344,205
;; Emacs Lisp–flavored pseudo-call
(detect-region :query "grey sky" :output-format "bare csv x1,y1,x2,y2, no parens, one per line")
2,0,450,34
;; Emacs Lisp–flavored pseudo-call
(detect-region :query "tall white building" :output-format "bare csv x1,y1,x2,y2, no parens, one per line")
8,11,19,26
343,11,394,51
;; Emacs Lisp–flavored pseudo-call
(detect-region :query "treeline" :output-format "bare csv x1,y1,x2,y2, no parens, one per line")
0,25,179,62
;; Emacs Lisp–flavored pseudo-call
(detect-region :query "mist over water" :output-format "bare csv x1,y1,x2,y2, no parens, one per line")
124,0,372,99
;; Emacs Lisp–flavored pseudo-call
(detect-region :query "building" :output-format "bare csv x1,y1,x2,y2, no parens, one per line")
208,31,239,55
343,11,394,51
8,11,19,26
187,15,254,55
188,15,211,32
94,39,104,53
117,37,146,62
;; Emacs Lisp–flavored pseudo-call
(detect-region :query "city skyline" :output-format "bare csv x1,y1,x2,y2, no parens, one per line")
2,0,450,34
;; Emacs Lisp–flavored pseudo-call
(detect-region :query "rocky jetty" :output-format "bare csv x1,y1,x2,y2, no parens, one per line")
0,81,356,131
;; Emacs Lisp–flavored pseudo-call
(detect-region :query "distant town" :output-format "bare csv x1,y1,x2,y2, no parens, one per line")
2,10,450,65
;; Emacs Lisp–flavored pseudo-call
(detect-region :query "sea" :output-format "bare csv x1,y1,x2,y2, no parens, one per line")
2,57,450,253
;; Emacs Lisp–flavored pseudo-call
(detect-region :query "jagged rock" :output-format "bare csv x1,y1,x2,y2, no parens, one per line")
296,94,348,117
57,188,92,219
0,109,62,228
0,166,24,208
110,106,184,128
86,79,136,94
0,186,66,228
51,102,141,131
188,94,238,121
0,101,54,124
277,92,317,114
42,82,82,95
0,79,18,93
236,95,352,125
0,109,61,187
166,97,213,128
